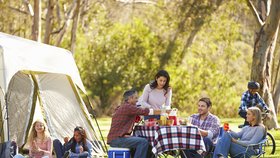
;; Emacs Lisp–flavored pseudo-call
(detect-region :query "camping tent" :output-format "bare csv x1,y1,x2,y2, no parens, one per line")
0,32,105,156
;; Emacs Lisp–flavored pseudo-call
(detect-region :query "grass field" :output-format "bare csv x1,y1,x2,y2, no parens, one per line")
96,117,280,158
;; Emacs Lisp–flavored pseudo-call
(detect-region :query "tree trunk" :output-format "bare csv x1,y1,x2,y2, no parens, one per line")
272,52,280,113
273,80,280,113
250,0,280,129
55,1,76,46
70,0,81,54
32,0,41,41
44,0,54,44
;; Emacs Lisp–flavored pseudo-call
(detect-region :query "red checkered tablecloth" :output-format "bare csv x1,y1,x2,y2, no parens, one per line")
133,125,206,155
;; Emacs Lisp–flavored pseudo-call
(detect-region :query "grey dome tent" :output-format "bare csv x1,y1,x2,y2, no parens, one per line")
0,32,105,157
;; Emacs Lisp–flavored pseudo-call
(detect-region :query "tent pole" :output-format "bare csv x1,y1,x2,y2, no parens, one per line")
90,110,108,153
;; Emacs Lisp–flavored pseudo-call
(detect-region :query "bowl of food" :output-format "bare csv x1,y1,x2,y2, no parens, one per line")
179,118,187,125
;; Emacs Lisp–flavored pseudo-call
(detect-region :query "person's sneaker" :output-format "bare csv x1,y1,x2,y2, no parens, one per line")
217,153,224,158
62,150,71,158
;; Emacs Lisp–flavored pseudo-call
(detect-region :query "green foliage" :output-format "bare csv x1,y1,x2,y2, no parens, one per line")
73,0,256,117
0,1,32,37
75,18,166,112
167,0,252,117
0,0,265,118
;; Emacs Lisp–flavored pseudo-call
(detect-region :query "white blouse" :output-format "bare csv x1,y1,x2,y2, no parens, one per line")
137,84,172,109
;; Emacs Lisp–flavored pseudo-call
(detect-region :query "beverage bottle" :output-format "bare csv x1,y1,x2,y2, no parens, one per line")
223,122,229,131
160,104,167,126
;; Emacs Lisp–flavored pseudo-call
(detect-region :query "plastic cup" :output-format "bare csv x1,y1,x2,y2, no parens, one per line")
168,116,177,125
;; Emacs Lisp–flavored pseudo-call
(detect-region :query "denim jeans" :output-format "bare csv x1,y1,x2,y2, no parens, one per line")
53,139,89,158
213,132,256,158
110,136,150,158
53,139,66,158
69,151,89,158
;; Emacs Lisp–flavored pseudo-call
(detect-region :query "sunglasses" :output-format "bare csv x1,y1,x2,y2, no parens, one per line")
74,126,84,131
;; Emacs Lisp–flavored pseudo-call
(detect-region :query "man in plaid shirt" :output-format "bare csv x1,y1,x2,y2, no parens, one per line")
107,89,162,158
238,81,269,127
181,97,220,158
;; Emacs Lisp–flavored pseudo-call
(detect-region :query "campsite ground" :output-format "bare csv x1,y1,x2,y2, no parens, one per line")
97,116,280,158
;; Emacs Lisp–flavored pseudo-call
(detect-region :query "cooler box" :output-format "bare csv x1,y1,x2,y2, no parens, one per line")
108,147,130,158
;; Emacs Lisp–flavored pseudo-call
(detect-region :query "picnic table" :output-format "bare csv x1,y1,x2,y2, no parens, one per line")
133,125,206,156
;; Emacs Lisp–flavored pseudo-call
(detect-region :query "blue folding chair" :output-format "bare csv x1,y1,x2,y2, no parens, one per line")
209,127,267,158
205,127,224,158
242,137,267,158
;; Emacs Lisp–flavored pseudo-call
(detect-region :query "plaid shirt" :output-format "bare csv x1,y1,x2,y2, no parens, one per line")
107,102,149,144
190,113,220,143
239,91,268,111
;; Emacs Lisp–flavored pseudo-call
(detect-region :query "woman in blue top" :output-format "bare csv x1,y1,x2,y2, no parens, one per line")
213,107,266,158
67,127,91,158
53,126,93,158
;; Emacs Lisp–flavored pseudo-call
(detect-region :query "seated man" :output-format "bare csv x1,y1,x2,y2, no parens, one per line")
238,81,269,127
181,97,220,158
53,126,93,158
107,89,164,158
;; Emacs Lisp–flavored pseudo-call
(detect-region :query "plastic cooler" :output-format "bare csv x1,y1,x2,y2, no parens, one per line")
108,147,130,158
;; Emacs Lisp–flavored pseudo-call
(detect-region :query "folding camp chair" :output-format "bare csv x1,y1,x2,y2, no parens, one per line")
242,137,267,158
205,127,224,158
208,127,267,158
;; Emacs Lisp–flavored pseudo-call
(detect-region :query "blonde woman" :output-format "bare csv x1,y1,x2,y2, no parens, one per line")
213,107,266,158
28,120,53,158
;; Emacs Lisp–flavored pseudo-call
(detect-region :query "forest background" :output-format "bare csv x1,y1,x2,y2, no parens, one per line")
0,0,279,126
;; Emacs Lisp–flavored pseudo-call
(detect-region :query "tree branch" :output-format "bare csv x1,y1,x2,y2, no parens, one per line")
44,0,55,44
247,0,264,26
31,0,41,41
116,0,156,5
70,0,81,54
23,0,34,16
55,0,77,46
8,6,46,21
8,6,29,15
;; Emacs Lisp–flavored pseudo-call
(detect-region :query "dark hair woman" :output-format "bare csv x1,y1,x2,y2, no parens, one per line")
70,127,89,156
138,70,172,109
53,126,94,158
137,70,172,120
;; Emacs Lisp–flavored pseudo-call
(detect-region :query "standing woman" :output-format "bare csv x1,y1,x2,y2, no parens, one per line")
213,107,266,158
137,70,172,119
28,120,53,158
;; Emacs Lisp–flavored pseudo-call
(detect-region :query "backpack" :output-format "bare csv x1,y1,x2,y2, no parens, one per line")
0,141,17,158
